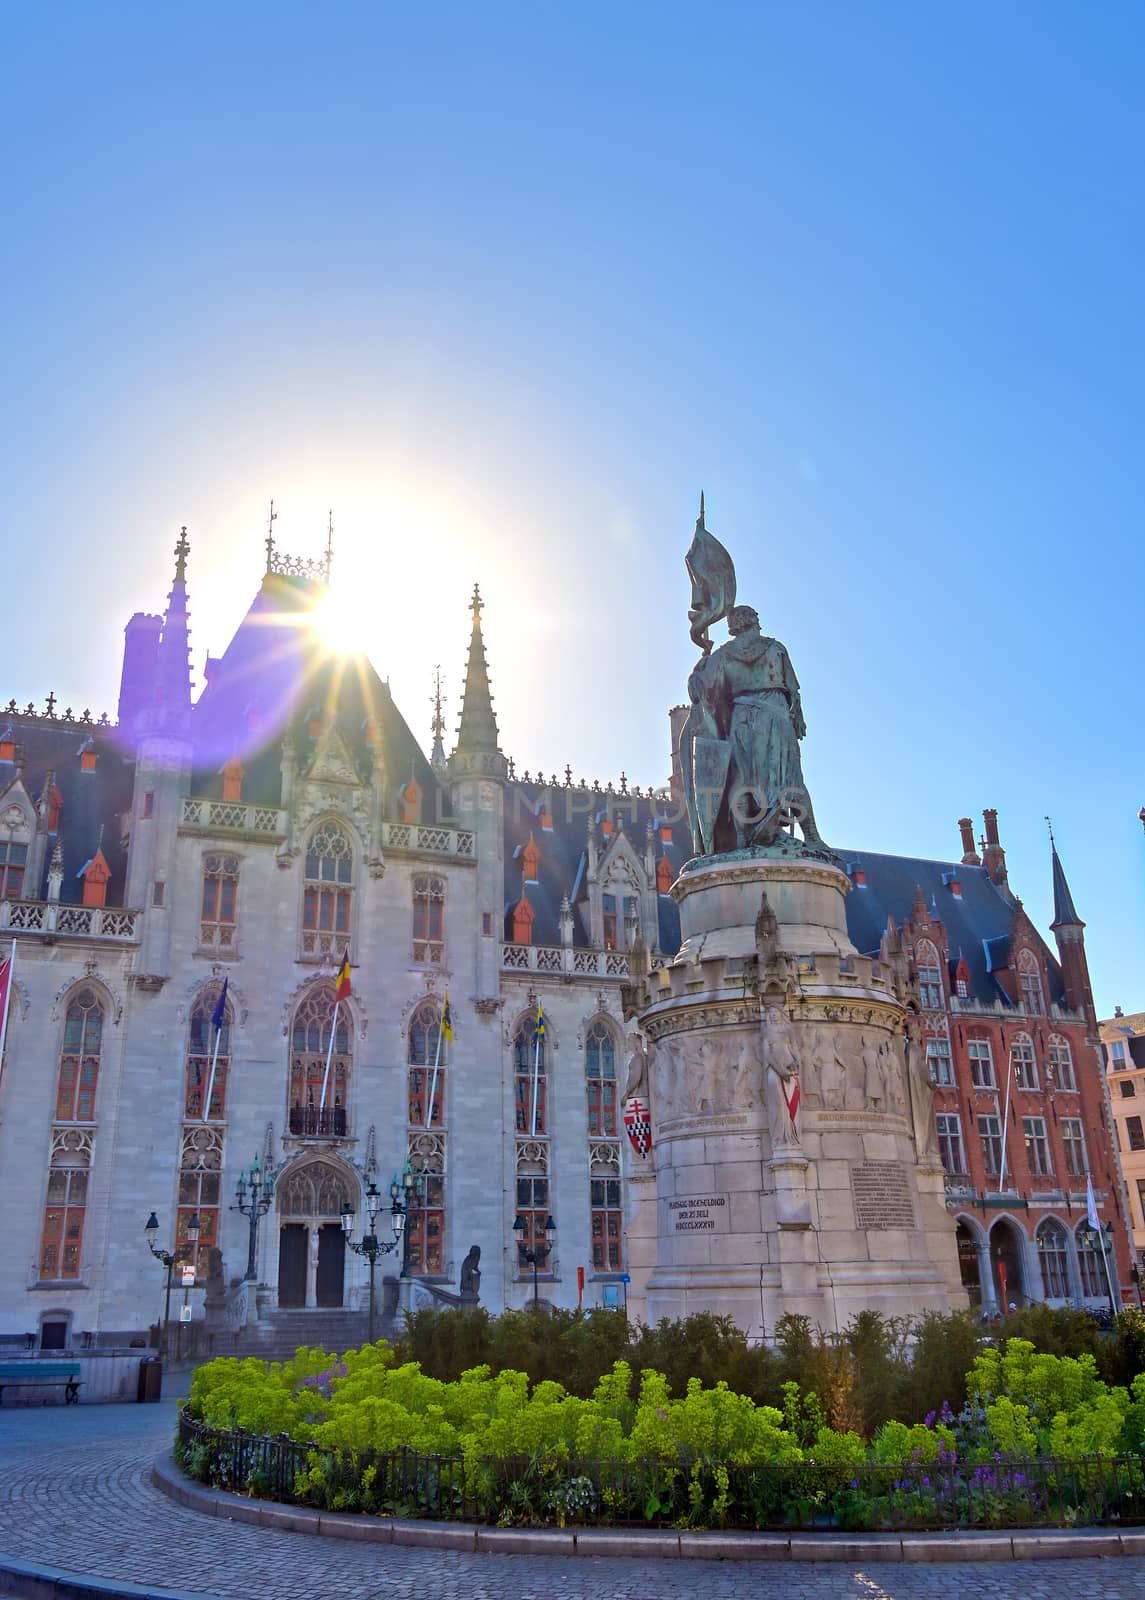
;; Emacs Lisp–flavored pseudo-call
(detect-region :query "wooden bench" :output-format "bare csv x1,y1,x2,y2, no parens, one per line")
0,1361,82,1405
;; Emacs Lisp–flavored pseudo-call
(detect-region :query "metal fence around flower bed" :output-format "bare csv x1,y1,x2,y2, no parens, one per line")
176,1409,1145,1532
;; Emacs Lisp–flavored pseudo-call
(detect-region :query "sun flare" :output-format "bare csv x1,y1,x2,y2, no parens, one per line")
310,585,376,658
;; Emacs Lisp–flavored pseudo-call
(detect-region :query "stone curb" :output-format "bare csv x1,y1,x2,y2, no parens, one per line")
0,1550,213,1600
149,1451,1139,1562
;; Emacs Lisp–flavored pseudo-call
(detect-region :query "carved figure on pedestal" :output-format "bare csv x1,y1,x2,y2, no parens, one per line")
622,1033,650,1102
459,1244,481,1301
651,1037,687,1124
817,1029,852,1111
679,500,827,856
904,1013,938,1159
882,1040,907,1117
760,1001,801,1149
860,1033,886,1113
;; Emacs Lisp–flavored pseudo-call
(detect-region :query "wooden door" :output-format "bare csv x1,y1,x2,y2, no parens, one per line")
278,1223,307,1307
316,1222,345,1307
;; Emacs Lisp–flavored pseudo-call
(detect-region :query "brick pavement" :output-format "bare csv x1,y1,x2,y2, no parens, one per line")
2,1398,1144,1599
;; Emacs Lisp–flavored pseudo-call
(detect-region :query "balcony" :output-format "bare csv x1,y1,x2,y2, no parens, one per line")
501,943,632,979
288,1105,348,1138
180,797,286,836
380,821,475,860
0,899,139,941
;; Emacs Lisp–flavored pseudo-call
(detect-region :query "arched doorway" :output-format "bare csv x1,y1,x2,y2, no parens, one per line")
276,1160,352,1308
955,1219,983,1308
990,1216,1027,1311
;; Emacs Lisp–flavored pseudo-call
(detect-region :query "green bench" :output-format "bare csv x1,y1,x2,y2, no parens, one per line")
0,1361,82,1405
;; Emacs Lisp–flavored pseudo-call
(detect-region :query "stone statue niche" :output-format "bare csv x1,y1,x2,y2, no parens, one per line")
679,496,829,860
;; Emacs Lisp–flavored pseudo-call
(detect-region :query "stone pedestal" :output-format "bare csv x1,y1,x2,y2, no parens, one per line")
630,850,964,1336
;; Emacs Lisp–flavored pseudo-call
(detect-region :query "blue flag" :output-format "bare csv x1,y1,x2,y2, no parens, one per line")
211,977,229,1032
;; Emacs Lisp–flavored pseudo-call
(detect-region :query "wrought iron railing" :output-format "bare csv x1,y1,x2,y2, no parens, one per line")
287,1105,348,1138
176,1409,1145,1531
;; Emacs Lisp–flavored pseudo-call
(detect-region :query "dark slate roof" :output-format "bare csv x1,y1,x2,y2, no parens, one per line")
188,574,444,819
840,849,1066,1008
0,720,131,905
1051,844,1083,927
502,784,686,950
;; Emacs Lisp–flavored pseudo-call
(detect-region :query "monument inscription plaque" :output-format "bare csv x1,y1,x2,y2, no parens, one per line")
666,1195,729,1234
850,1161,915,1230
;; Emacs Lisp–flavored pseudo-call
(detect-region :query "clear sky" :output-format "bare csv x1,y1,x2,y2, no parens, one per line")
2,3,1142,1014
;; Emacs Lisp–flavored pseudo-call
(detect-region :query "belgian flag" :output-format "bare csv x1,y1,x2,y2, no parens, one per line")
335,952,352,1003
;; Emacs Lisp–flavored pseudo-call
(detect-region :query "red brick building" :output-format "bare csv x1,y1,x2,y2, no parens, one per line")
844,811,1128,1313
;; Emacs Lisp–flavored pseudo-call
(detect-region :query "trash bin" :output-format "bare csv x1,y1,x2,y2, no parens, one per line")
137,1357,163,1403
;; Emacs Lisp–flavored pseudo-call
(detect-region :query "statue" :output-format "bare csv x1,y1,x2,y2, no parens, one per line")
860,1033,886,1112
459,1244,481,1301
904,1013,938,1158
621,1033,650,1102
760,1001,801,1149
679,498,825,856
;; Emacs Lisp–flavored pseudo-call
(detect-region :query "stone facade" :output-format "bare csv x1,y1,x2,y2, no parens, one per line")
0,531,1127,1345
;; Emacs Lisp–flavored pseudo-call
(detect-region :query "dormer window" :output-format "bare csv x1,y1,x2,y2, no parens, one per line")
917,940,944,1009
510,892,534,945
0,840,26,899
402,777,422,824
521,836,540,883
1017,949,1044,1016
656,856,674,895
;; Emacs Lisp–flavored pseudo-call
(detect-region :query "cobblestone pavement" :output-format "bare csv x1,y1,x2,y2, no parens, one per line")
2,1398,1144,1600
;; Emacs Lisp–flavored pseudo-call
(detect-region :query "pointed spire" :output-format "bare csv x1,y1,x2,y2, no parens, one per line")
1048,820,1083,929
430,667,447,772
324,508,334,584
452,584,503,762
698,489,705,527
264,499,277,575
152,526,193,732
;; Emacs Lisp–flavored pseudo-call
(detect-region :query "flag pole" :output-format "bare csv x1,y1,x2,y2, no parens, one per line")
320,1001,339,1114
424,1011,444,1131
997,1051,1014,1191
530,1010,542,1136
0,939,15,1087
202,1022,224,1123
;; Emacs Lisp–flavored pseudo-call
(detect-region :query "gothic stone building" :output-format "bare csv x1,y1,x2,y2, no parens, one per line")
0,533,1129,1347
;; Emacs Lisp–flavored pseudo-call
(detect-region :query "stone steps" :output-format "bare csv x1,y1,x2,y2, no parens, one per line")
222,1308,401,1364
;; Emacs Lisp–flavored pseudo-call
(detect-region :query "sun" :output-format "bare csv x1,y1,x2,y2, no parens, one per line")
310,584,375,658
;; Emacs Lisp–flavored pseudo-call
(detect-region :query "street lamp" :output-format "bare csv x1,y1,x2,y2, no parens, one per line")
513,1213,556,1308
231,1156,276,1283
340,1180,405,1343
144,1210,197,1362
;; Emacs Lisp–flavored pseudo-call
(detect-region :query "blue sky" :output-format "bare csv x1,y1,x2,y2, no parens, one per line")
2,3,1142,1012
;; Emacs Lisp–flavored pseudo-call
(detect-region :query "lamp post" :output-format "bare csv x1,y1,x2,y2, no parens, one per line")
144,1210,197,1362
513,1213,555,1308
397,1161,426,1279
231,1156,276,1283
340,1180,405,1343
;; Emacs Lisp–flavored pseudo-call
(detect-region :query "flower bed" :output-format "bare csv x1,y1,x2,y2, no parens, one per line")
175,1337,1145,1531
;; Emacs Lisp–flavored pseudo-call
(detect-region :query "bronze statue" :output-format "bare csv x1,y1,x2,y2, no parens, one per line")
460,1244,481,1300
680,497,825,856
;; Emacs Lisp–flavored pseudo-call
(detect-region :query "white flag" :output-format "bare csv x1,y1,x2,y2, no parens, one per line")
1086,1172,1101,1231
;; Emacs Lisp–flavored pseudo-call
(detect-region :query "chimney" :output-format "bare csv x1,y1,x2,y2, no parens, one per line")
668,704,689,798
981,808,1008,889
958,817,980,866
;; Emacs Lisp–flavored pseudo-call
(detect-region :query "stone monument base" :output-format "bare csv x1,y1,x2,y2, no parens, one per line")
628,850,965,1336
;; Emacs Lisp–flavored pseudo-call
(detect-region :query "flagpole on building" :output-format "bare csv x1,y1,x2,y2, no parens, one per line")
530,1006,543,1136
203,1022,224,1123
1088,1172,1119,1313
0,939,15,1087
997,1052,1015,1191
425,1010,444,1132
319,1001,339,1114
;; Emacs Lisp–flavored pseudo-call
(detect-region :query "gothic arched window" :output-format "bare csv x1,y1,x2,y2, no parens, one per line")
514,1018,546,1135
412,875,445,964
302,821,353,956
1048,1034,1076,1091
289,983,351,1136
1010,1031,1038,1091
1017,948,1045,1017
1076,1221,1106,1298
585,1020,617,1136
55,988,104,1122
185,982,232,1120
1037,1219,1071,1299
916,940,944,1010
407,1000,444,1127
